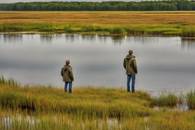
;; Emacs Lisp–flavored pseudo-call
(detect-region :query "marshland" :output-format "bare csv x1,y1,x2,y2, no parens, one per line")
1,77,195,130
1,11,195,36
1,1,195,130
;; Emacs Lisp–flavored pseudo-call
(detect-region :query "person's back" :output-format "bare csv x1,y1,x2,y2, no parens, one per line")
61,65,74,82
61,60,74,93
123,50,138,92
124,54,137,75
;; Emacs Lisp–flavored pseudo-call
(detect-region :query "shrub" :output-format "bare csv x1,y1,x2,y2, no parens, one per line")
38,24,55,32
151,94,178,108
0,76,18,86
110,27,127,35
0,92,36,112
186,91,195,110
182,26,195,37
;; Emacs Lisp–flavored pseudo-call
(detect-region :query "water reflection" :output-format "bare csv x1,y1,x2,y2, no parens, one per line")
181,37,195,50
64,34,77,43
98,35,107,43
0,34,195,92
39,33,64,43
111,36,125,45
0,34,23,43
40,34,56,43
132,36,159,45
2,33,193,50
81,34,97,41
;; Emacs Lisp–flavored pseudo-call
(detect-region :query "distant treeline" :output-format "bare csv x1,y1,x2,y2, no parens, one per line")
0,0,195,11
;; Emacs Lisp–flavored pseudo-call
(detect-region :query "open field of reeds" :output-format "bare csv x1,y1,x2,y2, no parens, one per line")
1,77,195,130
1,11,195,36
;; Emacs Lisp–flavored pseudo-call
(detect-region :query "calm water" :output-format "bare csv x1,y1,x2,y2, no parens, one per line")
0,34,195,92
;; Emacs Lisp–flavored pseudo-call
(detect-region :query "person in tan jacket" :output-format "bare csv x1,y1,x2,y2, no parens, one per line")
123,50,138,93
61,60,74,93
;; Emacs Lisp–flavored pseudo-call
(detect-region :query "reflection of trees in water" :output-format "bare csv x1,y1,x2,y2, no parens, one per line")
1,34,23,43
127,36,159,45
110,35,126,45
40,34,55,43
40,33,65,43
64,34,78,43
98,35,107,43
98,35,160,45
181,37,195,50
97,35,159,45
80,34,96,41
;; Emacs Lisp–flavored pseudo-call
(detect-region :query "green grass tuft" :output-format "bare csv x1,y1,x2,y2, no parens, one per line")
151,94,178,108
187,91,195,110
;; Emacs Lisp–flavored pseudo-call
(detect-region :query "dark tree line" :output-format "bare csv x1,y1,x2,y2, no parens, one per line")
0,0,195,11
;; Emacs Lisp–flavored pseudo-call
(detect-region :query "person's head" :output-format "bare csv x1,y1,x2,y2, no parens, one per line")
65,60,70,65
128,49,133,55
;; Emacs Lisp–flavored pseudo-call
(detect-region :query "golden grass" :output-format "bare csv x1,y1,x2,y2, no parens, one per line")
0,11,195,25
0,81,152,118
1,79,195,130
1,11,195,36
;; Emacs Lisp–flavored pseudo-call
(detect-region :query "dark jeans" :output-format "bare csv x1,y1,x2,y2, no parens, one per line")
64,82,72,93
127,74,136,93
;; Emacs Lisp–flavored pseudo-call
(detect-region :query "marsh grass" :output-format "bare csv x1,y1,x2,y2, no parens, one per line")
1,11,195,36
1,79,195,130
0,76,18,87
1,23,194,36
0,11,195,37
0,81,152,119
150,94,178,108
186,91,195,110
1,110,195,130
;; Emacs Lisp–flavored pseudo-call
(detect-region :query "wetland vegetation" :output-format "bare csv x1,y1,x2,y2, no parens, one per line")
0,77,195,130
0,1,195,129
1,11,195,36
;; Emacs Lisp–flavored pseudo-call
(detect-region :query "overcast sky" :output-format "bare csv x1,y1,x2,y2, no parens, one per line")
0,0,143,3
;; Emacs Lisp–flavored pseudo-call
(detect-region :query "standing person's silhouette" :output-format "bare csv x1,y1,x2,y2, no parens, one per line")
123,50,138,93
61,60,74,93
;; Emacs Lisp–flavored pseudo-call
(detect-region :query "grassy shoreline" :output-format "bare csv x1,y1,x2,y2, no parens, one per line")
1,11,195,36
0,23,195,37
1,78,195,129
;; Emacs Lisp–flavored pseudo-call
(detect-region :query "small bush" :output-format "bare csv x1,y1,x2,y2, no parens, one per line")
0,76,18,86
187,91,195,110
38,24,55,32
151,94,178,108
0,92,36,112
182,26,195,37
0,24,25,32
81,25,101,32
64,25,74,33
110,27,127,35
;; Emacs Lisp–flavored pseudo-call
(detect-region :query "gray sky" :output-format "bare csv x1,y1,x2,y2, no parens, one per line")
0,0,142,3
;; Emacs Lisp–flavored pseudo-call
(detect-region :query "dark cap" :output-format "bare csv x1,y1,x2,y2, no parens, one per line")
65,60,70,65
128,50,133,55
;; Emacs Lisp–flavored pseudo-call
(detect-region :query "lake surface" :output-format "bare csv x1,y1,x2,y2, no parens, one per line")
0,34,195,92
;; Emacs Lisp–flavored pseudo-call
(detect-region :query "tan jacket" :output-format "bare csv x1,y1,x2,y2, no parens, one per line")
61,65,74,82
123,54,138,75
